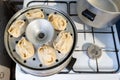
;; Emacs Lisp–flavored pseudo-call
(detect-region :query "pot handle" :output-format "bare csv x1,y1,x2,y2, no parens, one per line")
82,9,96,21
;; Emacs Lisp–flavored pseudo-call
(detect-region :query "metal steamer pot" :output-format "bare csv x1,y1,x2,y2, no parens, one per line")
4,6,77,76
77,0,120,28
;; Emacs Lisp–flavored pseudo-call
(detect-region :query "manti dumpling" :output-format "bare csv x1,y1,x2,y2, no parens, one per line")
8,19,26,38
16,37,35,60
53,31,73,54
25,9,44,21
38,45,56,66
48,13,67,31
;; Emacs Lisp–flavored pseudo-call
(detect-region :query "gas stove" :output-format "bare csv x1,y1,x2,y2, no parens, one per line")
15,0,120,80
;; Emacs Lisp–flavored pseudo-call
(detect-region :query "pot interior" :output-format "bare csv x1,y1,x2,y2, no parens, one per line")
87,0,120,12
4,6,76,70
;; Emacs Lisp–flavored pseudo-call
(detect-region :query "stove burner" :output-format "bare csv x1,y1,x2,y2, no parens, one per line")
87,44,102,59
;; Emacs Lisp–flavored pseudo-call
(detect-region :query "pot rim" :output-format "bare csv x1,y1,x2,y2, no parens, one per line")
86,0,120,14
4,5,77,70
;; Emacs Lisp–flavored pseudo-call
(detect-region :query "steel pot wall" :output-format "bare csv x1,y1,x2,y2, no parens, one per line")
77,0,120,28
20,56,72,76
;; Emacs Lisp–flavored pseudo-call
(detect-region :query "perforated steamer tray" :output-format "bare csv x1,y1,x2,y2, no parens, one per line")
4,6,77,70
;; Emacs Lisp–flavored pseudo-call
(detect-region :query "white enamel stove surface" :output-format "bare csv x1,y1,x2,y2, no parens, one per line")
16,0,120,80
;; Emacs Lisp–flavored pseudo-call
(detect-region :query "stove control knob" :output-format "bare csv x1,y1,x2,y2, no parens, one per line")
0,65,10,80
0,72,4,79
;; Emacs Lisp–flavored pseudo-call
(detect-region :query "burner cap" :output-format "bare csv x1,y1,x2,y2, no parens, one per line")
87,44,102,59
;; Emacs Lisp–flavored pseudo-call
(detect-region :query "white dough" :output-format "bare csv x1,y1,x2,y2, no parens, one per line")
16,37,35,60
8,19,26,38
53,31,73,54
25,9,44,21
38,45,56,66
48,13,67,31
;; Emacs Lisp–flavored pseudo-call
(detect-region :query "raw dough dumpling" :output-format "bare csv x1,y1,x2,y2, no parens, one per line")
48,13,67,31
16,37,35,60
8,19,26,38
53,31,73,54
38,45,56,66
25,9,44,21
